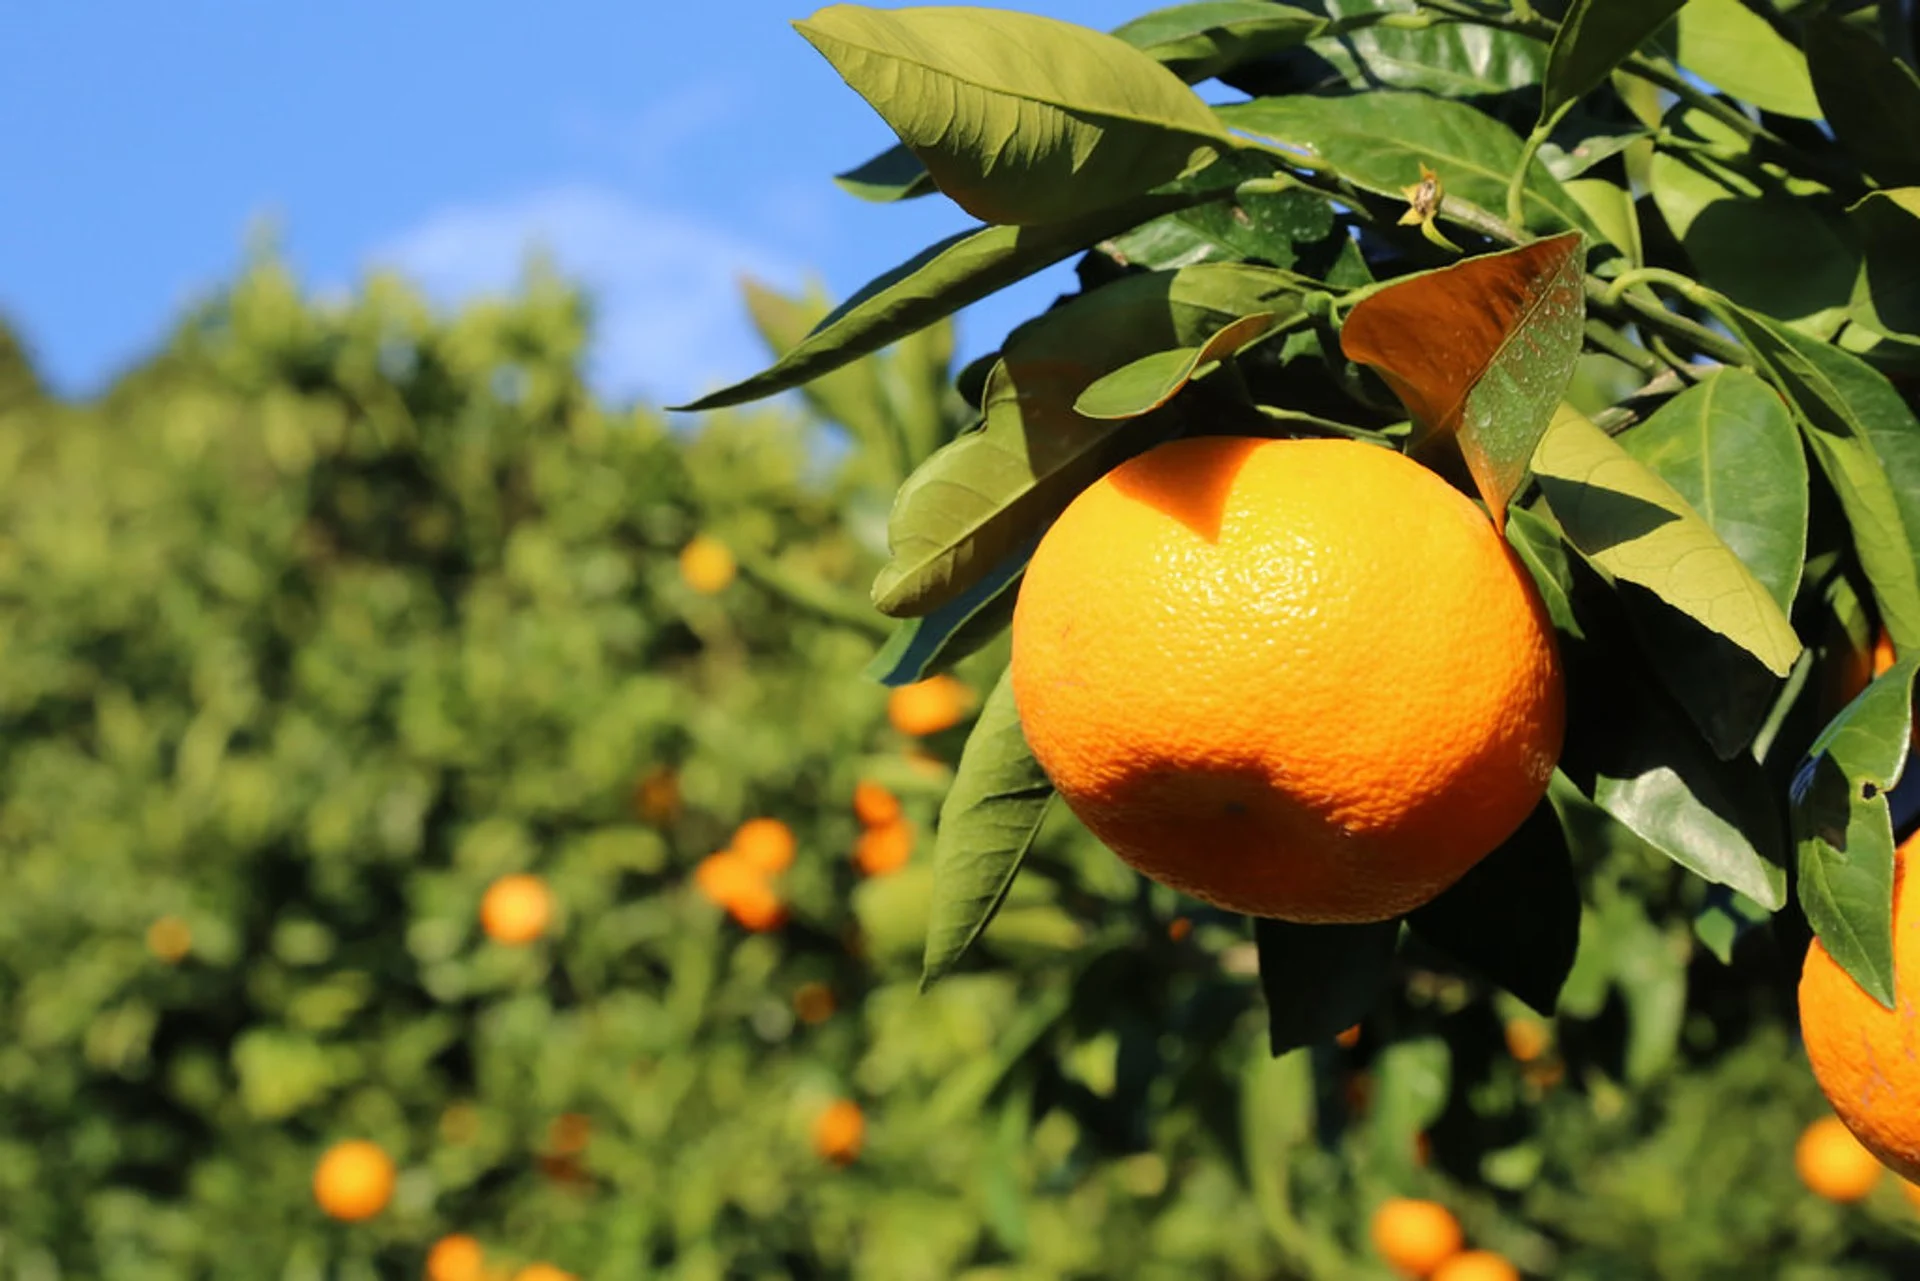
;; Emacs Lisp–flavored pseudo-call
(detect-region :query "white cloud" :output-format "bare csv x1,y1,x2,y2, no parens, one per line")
368,185,806,406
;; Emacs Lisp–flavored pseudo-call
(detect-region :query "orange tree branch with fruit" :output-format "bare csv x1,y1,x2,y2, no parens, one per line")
680,0,1920,1271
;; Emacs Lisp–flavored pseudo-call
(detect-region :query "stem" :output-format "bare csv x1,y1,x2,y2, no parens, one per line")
1585,272,1751,368
1508,99,1576,231
1588,367,1692,435
1583,319,1664,377
1252,404,1401,446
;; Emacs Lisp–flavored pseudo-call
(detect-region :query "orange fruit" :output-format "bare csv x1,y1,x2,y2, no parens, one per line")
426,1234,485,1281
694,849,758,906
312,1139,396,1222
1336,1023,1363,1049
1167,916,1193,943
1432,1250,1520,1281
854,818,914,876
853,779,902,828
146,915,192,964
1794,1115,1885,1201
1010,436,1563,924
732,817,796,874
1504,1018,1551,1064
480,874,554,945
632,767,681,824
1370,1198,1464,1278
813,1099,866,1164
678,534,735,594
888,675,971,737
727,876,788,932
1800,830,1920,1180
511,1266,577,1281
793,981,837,1024
1875,629,1898,677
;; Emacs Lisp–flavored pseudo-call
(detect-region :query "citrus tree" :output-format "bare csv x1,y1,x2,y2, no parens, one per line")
678,0,1920,1275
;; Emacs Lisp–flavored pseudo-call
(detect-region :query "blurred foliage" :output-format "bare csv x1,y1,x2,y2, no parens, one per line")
3,246,1920,1279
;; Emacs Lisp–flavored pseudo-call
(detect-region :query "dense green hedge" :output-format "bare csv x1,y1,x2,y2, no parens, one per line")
4,257,1920,1279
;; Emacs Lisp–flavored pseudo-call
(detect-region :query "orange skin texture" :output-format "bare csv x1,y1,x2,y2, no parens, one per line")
1795,1116,1885,1201
888,676,970,737
1431,1250,1520,1281
312,1139,396,1222
813,1099,866,1164
1011,437,1564,923
732,818,796,875
1370,1197,1464,1278
1800,830,1920,1182
427,1235,486,1281
480,875,554,945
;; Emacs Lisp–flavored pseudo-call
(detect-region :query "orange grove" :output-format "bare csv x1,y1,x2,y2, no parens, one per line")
426,1234,486,1281
853,779,902,828
312,1139,396,1223
813,1099,866,1165
854,819,914,877
888,675,971,737
1432,1250,1521,1281
480,873,554,946
732,817,796,875
1800,829,1920,1181
1794,1115,1886,1202
678,534,736,595
1010,436,1563,924
1370,1197,1464,1278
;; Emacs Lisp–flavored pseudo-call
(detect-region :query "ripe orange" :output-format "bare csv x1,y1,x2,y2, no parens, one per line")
813,1099,866,1164
1504,1018,1551,1063
1010,436,1563,923
1432,1250,1520,1281
511,1266,577,1281
678,534,736,594
694,850,758,906
854,818,914,876
480,874,554,945
727,877,789,932
732,817,796,874
1875,629,1898,677
1370,1197,1464,1278
1336,1023,1362,1049
146,915,192,964
888,675,971,737
1794,1115,1885,1201
312,1139,396,1222
853,779,902,828
426,1234,485,1281
1800,830,1920,1180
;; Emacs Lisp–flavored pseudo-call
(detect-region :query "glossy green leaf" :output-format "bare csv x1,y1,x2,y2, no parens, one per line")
796,4,1229,226
1341,233,1587,527
1218,92,1600,238
675,188,1216,411
1721,308,1920,651
1114,1,1326,83
1407,786,1581,1015
872,264,1305,617
1533,405,1803,678
1074,311,1288,419
1311,0,1545,98
1539,130,1650,182
1667,0,1821,119
1617,369,1806,616
1506,506,1583,640
1807,17,1920,189
1253,917,1401,1057
1105,180,1336,270
1540,0,1687,125
921,668,1056,988
1693,883,1773,964
1791,655,1920,1008
832,144,939,203
1563,177,1642,264
1852,189,1920,341
864,548,1028,687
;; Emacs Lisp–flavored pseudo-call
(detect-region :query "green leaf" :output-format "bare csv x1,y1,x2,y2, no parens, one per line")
872,264,1306,617
1693,883,1773,964
1851,189,1920,341
1540,0,1687,125
1074,311,1289,420
1666,0,1822,119
1563,177,1642,265
1533,405,1803,679
1599,891,1689,1083
795,4,1229,226
1113,1,1327,84
1218,91,1600,238
1407,786,1581,1015
1253,917,1401,1057
833,143,939,203
1721,307,1920,651
1506,506,1583,640
674,188,1217,411
1311,0,1545,98
921,668,1056,988
865,548,1028,687
1790,655,1919,1008
1104,179,1336,270
1362,1037,1451,1176
1340,233,1587,527
1806,17,1920,189
1615,369,1806,617
741,276,900,475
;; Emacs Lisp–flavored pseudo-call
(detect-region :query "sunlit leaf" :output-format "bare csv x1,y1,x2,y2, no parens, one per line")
1539,0,1687,125
1665,0,1821,119
1074,311,1289,419
1114,1,1326,83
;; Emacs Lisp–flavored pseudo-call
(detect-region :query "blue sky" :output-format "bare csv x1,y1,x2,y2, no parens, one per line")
1,1,1140,407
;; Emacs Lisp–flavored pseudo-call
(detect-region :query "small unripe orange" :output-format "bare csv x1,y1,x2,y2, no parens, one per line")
678,535,736,594
1432,1250,1520,1281
480,874,554,945
1370,1197,1463,1278
426,1234,485,1281
887,675,970,737
1796,1116,1884,1202
854,819,914,876
313,1139,396,1222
